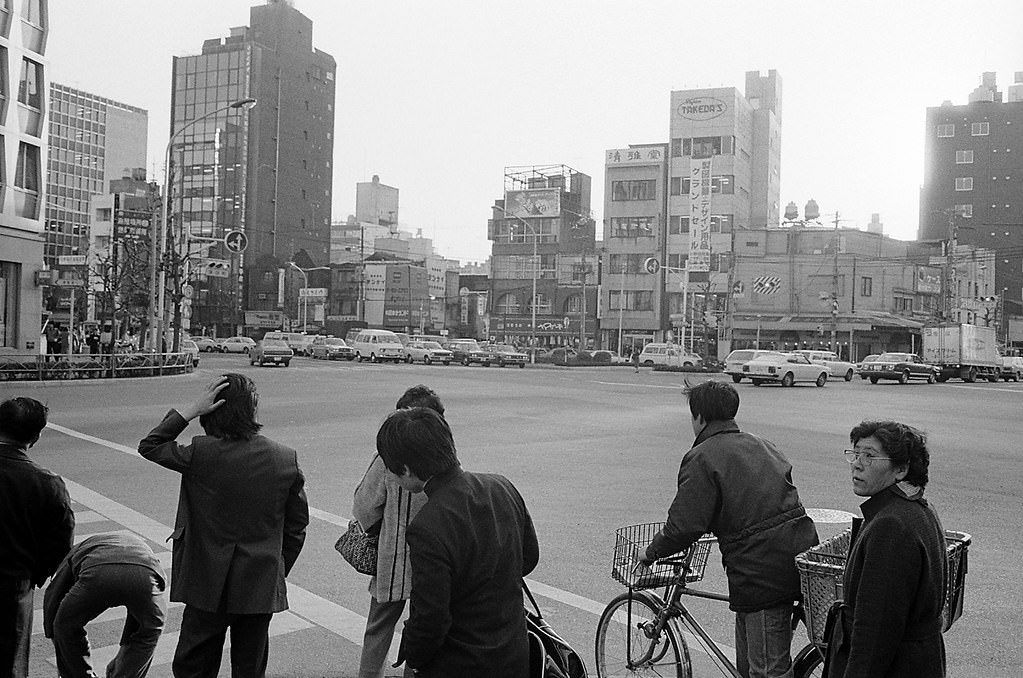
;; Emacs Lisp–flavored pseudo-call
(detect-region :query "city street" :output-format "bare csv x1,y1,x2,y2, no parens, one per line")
7,355,1020,676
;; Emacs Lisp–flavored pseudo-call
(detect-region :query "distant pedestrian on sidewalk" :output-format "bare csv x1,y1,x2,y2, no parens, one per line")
0,396,76,678
44,532,166,678
632,349,640,373
138,374,309,678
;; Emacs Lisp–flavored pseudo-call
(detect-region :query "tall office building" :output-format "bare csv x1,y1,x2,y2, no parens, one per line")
355,175,399,229
919,72,1023,329
170,0,335,336
0,0,48,351
45,83,147,324
602,70,782,354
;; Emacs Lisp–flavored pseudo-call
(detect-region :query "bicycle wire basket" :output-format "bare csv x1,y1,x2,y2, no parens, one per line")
611,522,716,590
796,528,971,648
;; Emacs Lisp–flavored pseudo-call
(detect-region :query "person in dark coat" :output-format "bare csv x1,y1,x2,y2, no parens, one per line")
640,380,819,678
378,407,539,678
824,421,947,678
43,532,166,678
138,373,309,678
0,397,76,678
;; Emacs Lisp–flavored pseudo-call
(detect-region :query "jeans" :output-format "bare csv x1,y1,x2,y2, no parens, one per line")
0,578,33,678
734,604,795,678
358,596,413,678
51,564,166,678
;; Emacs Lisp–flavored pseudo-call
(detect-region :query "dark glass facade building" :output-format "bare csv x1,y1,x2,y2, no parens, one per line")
170,0,335,336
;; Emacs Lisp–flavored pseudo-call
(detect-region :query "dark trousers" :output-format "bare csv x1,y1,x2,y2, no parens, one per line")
0,578,33,678
173,606,272,678
51,564,166,678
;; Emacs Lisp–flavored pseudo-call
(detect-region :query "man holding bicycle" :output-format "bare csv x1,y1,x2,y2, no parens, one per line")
640,380,819,678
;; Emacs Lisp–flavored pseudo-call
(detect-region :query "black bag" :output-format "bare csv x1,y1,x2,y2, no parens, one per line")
524,583,588,678
334,519,378,575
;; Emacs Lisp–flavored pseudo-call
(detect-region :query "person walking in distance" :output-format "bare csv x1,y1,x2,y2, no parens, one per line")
638,380,819,678
379,408,539,677
351,385,445,678
44,532,167,678
138,374,309,678
0,396,76,678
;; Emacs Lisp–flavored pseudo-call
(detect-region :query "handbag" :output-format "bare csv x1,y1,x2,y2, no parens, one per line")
334,519,378,575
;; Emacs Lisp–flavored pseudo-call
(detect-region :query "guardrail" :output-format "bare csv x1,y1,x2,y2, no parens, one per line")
0,351,195,381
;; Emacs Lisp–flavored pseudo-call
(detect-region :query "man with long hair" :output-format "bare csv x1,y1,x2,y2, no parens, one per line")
138,374,308,677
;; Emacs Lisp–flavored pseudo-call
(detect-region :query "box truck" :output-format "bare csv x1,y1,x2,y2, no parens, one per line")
921,324,1001,382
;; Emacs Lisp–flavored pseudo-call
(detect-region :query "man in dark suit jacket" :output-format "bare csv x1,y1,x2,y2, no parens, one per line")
0,396,75,678
138,373,309,678
43,532,166,678
376,407,539,677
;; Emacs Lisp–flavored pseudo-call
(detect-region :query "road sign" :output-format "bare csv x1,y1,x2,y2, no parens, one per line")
224,230,248,254
54,278,85,287
643,257,661,274
58,255,87,266
181,304,192,320
299,287,328,298
181,284,194,299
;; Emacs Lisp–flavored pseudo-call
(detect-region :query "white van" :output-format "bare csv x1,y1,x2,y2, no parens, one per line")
351,329,405,363
637,343,702,367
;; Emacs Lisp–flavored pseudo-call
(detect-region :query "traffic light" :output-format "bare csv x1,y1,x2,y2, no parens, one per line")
831,297,839,316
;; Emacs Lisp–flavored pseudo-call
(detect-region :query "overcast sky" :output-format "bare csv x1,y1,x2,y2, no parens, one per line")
49,0,1022,263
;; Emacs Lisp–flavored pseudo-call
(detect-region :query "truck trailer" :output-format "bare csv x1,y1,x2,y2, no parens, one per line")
921,324,1001,382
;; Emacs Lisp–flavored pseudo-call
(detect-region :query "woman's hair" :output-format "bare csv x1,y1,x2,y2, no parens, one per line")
199,373,262,440
376,407,458,480
849,420,929,487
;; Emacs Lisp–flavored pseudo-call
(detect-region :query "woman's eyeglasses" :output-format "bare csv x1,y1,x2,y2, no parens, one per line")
843,449,893,465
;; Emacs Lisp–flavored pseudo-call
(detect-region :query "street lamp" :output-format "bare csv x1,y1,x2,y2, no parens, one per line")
493,203,540,363
151,96,256,353
289,262,329,330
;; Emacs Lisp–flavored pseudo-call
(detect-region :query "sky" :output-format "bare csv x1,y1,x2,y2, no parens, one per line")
48,0,1023,263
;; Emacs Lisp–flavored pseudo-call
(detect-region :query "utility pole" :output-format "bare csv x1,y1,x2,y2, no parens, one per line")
831,212,840,354
943,209,958,322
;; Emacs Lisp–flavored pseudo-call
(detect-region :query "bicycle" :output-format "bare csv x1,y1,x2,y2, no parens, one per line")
594,523,824,678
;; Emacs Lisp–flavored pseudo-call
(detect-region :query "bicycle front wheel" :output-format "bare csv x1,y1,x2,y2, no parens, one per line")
595,591,691,677
793,643,825,678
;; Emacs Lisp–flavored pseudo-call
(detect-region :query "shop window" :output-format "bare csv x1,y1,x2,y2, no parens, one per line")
611,180,657,201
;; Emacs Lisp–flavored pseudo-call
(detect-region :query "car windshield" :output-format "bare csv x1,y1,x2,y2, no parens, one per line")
452,341,480,350
423,341,444,349
263,340,289,347
326,338,345,346
182,341,197,349
490,344,516,352
878,353,910,361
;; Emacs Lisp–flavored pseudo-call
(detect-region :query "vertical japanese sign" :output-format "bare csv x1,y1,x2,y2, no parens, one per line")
688,157,712,272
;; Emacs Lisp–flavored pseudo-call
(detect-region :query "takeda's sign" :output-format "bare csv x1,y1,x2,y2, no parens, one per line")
676,97,727,121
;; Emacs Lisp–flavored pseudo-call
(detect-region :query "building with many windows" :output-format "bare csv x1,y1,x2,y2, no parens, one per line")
601,71,782,354
0,0,48,350
487,165,596,349
919,71,1023,342
170,0,335,337
45,83,147,326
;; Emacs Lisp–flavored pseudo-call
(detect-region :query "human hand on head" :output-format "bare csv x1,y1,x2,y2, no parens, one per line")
180,376,230,421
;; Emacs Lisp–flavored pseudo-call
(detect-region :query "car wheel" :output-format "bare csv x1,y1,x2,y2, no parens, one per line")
498,360,506,368
643,360,654,366
731,375,743,383
869,376,879,384
899,370,910,385
356,353,363,362
965,367,977,383
424,356,432,365
752,379,763,386
462,358,470,366
249,357,256,366
781,372,794,387
683,361,693,367
371,353,379,363
483,362,491,367
283,361,290,367
243,347,250,354
844,369,854,381
406,354,414,364
518,363,524,368
927,372,936,384
816,373,827,387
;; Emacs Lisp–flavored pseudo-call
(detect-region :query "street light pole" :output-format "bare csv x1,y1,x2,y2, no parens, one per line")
288,262,329,331
151,97,256,353
493,204,539,363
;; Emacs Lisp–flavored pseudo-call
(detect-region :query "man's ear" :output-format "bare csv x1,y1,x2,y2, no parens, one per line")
27,433,40,449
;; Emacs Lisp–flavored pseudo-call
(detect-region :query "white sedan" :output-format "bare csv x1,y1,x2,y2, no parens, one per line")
741,352,829,387
217,336,256,354
404,341,453,365
795,350,858,382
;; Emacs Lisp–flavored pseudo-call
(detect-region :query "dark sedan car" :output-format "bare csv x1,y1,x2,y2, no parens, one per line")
249,339,293,367
481,343,527,368
309,336,356,361
443,340,492,366
861,352,938,384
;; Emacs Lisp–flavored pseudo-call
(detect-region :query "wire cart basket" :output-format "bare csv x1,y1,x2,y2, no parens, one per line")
796,528,971,647
611,523,716,590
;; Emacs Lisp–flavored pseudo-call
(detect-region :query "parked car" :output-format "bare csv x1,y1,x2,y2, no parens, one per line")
443,339,492,366
591,350,627,364
482,343,528,368
191,336,220,352
724,349,780,383
217,336,256,354
309,336,356,361
249,339,293,367
264,331,315,356
404,340,453,365
795,349,858,382
1001,356,1023,382
351,329,405,363
180,339,200,367
861,352,938,384
741,352,829,387
856,354,882,380
637,343,702,367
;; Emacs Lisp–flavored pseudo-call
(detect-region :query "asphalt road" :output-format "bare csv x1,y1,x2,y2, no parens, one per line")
7,354,1020,676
